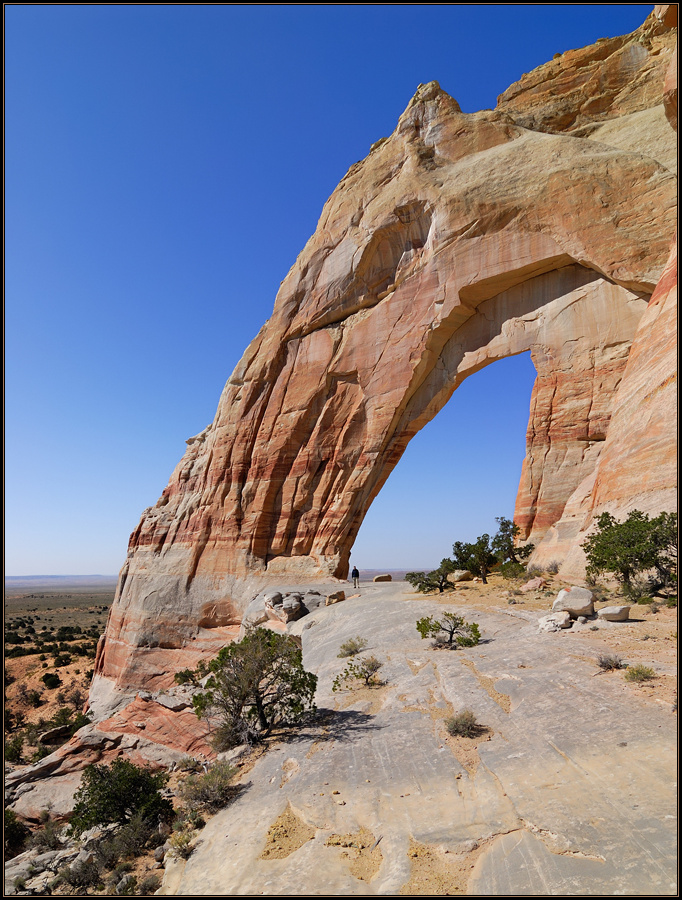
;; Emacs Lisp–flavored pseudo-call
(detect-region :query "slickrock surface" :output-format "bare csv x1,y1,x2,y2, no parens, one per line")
91,9,677,704
158,584,677,895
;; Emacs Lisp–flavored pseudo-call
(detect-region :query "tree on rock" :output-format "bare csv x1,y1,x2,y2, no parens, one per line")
192,628,318,750
416,612,481,648
406,559,456,593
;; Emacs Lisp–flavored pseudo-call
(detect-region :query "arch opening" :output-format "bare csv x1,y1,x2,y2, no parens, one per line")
350,351,537,572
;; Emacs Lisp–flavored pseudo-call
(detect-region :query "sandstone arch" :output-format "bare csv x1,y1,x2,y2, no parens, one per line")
93,17,677,702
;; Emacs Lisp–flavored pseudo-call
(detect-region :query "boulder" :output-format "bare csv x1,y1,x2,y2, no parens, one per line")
552,587,594,618
538,611,572,632
373,574,392,582
264,591,305,623
597,605,632,622
241,595,269,628
520,577,547,592
325,591,346,606
447,570,473,583
301,590,325,612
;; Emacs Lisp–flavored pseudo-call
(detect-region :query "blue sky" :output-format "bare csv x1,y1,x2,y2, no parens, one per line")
5,4,653,575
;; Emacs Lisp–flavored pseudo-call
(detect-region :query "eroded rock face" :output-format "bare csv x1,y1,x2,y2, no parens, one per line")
93,11,677,702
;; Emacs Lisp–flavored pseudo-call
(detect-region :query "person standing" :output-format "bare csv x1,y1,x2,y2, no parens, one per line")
351,565,360,589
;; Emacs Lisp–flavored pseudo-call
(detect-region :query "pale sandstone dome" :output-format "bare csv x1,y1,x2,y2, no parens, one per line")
91,10,677,706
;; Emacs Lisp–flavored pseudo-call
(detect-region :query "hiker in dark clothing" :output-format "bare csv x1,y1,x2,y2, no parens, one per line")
351,566,360,589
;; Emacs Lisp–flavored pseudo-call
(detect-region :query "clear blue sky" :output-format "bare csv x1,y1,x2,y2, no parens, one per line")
5,4,653,575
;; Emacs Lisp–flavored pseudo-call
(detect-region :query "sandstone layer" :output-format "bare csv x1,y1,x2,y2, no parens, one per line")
93,11,677,705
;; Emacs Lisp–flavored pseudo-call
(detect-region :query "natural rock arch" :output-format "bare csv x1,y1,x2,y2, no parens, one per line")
93,35,676,701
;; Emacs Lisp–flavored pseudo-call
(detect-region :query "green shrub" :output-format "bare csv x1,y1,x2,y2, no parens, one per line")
113,812,157,858
583,510,677,593
138,874,161,895
168,829,195,859
337,636,368,658
4,809,30,858
69,758,173,836
416,612,481,649
41,672,61,689
178,760,238,812
29,818,64,851
499,561,525,580
5,733,24,762
332,656,383,692
60,859,102,891
445,709,480,738
624,665,656,683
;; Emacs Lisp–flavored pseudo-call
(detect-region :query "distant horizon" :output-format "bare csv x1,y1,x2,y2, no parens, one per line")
5,567,432,581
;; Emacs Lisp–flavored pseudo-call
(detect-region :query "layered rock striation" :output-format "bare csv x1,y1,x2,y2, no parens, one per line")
93,11,677,704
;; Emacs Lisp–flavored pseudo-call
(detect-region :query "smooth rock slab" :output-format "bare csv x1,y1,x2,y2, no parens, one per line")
161,587,676,896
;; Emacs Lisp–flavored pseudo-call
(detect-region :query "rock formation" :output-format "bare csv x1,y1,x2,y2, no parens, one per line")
92,10,676,706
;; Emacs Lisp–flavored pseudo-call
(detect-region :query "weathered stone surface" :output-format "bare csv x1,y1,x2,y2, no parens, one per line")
496,11,676,135
326,591,346,606
373,574,392,582
597,605,632,622
92,11,677,704
538,611,572,632
160,585,676,895
447,569,473,583
552,587,595,618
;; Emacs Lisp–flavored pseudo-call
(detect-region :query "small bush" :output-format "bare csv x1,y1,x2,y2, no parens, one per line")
624,665,656,683
416,613,481,649
168,829,195,859
95,837,121,871
138,874,161,895
41,672,61,689
5,734,24,762
597,653,625,671
60,859,102,891
338,636,368,658
30,819,63,851
114,812,156,858
547,560,560,575
178,761,239,812
4,809,30,858
499,561,525,580
332,656,383,692
526,564,544,578
445,709,480,738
